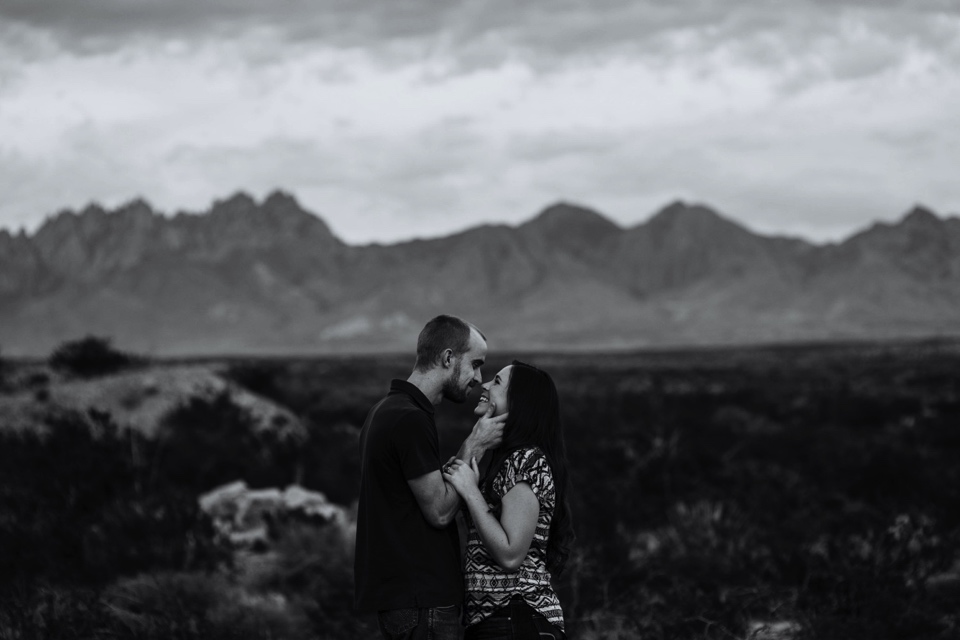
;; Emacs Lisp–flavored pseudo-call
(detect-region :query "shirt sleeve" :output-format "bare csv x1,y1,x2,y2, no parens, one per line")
497,448,555,505
392,411,441,480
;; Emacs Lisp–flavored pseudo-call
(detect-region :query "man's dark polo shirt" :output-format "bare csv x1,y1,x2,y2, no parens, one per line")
354,379,463,612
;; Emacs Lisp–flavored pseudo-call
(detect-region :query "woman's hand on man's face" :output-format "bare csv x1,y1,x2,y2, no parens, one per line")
442,457,480,495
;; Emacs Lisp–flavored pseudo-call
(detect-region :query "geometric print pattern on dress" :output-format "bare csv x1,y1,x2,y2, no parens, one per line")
463,447,565,630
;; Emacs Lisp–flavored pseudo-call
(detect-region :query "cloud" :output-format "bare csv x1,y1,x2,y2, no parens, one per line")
3,0,957,75
2,0,960,244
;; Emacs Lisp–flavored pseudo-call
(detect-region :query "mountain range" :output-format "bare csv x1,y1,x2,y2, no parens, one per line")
2,191,959,356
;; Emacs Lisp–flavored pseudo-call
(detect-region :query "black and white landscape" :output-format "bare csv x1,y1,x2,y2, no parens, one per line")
3,2,960,639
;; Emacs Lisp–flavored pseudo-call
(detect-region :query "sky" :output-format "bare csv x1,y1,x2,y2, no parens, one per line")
1,0,959,245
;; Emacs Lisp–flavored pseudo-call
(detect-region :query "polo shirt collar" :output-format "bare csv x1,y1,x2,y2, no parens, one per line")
389,379,435,414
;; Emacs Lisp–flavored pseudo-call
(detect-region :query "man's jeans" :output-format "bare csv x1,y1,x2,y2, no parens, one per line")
378,604,462,640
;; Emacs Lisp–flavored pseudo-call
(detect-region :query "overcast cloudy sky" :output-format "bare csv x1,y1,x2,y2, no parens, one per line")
1,0,958,244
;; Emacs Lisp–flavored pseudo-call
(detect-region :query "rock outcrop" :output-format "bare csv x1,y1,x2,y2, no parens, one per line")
198,481,348,549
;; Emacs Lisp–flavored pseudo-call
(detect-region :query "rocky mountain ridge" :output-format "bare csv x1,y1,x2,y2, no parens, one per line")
1,192,958,356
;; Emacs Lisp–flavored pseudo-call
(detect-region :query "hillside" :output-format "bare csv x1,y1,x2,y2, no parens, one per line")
1,193,959,355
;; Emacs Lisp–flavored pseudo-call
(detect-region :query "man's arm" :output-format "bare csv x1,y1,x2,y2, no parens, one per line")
408,407,506,529
408,471,461,528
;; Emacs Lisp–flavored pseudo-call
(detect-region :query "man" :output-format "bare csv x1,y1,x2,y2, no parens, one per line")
355,315,506,640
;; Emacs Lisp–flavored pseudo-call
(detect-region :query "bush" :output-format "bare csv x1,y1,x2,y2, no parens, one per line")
6,345,959,639
240,521,377,638
0,409,223,585
49,335,139,377
0,584,128,639
223,360,290,406
0,344,15,392
299,420,361,504
157,391,301,490
103,571,313,640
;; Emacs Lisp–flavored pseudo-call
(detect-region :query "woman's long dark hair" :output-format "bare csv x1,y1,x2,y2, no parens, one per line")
482,360,575,576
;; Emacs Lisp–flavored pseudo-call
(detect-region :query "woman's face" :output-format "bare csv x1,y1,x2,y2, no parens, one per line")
473,365,512,418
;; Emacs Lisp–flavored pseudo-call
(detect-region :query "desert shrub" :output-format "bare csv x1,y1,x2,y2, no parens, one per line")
26,369,51,387
7,345,959,639
157,391,301,491
223,359,290,406
0,572,318,640
0,584,128,639
546,347,960,640
240,521,377,638
298,420,362,504
223,360,367,502
0,345,20,393
49,335,139,377
304,388,377,428
102,570,313,640
224,358,392,423
0,409,222,586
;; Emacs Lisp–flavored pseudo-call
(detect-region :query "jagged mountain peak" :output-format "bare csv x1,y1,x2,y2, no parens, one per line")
33,203,106,245
78,203,110,217
827,204,960,283
900,204,941,229
210,191,258,216
180,190,338,247
650,199,691,218
261,190,331,228
645,200,744,231
527,201,619,228
113,198,155,217
35,203,103,235
33,199,160,245
520,201,623,252
847,204,946,245
630,201,760,253
263,189,301,210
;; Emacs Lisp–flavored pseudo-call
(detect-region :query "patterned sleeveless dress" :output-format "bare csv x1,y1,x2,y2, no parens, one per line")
463,446,564,631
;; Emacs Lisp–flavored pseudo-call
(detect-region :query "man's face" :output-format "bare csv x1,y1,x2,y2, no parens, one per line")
441,329,487,403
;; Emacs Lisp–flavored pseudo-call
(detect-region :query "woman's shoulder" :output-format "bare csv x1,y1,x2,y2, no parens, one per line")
505,446,545,464
496,447,555,500
501,446,552,478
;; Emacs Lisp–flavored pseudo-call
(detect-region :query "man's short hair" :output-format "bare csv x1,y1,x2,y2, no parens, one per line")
414,315,485,372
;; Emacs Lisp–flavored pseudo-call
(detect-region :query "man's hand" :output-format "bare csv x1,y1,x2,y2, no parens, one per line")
459,404,507,462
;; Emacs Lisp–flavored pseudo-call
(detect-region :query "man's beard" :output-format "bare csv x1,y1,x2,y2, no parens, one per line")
441,359,470,403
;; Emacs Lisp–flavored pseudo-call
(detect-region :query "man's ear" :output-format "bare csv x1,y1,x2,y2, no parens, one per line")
441,348,454,368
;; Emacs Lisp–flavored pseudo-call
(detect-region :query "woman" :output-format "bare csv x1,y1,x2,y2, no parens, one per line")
443,360,574,640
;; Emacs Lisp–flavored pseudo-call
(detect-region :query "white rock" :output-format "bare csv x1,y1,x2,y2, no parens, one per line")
746,620,802,640
198,480,248,516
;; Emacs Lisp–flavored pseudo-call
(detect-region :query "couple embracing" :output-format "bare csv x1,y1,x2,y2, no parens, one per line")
355,315,574,640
